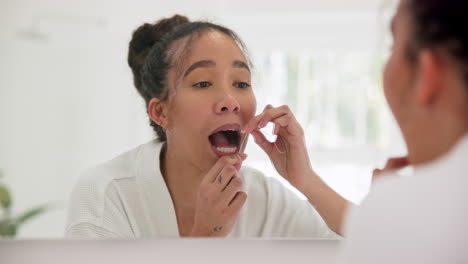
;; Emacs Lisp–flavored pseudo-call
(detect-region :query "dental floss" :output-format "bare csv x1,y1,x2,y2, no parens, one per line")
274,136,287,154
260,123,287,155
239,132,249,154
272,123,286,154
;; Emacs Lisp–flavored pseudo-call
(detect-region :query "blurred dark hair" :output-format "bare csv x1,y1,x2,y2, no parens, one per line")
128,15,250,141
406,0,468,84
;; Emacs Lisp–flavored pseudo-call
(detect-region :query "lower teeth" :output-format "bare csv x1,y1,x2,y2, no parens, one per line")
216,146,237,153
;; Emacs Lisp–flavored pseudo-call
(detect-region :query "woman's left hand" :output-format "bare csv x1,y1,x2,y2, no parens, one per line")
372,156,409,183
243,104,351,236
242,104,314,193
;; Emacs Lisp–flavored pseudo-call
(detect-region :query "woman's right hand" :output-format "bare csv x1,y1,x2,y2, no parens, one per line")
190,154,248,237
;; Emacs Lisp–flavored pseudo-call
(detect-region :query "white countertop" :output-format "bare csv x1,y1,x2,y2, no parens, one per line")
1,239,340,264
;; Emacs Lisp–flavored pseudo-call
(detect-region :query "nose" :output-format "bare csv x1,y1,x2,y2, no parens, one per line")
214,92,240,114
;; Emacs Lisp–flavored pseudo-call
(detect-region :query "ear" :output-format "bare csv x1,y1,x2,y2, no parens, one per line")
414,49,444,106
148,98,169,128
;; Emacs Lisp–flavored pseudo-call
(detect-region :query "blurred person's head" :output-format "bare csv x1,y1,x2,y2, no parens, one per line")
384,0,468,164
128,15,256,173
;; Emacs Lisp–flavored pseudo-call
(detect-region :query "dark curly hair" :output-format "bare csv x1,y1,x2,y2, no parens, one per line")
127,15,250,142
405,0,468,84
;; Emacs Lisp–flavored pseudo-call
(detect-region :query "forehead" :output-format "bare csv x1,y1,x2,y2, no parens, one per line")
182,31,247,65
391,0,410,29
396,0,410,19
165,30,249,85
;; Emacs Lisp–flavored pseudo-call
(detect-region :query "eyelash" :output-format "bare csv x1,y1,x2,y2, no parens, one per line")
192,81,212,88
234,82,251,89
192,81,251,89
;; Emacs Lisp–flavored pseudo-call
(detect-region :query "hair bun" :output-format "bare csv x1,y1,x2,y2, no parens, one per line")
128,15,190,93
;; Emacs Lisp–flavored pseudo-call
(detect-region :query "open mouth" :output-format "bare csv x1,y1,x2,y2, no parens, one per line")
208,128,241,155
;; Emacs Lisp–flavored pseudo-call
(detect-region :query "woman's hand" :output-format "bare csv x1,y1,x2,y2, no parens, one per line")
242,104,313,193
243,104,350,236
190,154,247,237
372,156,410,183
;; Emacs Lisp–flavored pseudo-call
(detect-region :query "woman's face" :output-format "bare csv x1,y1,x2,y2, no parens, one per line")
383,0,415,126
164,31,256,172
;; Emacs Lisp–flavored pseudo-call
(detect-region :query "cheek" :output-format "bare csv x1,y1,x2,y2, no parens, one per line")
181,103,206,125
383,53,399,108
242,93,257,120
168,95,206,131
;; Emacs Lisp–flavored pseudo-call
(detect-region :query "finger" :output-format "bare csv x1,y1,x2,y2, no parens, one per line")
243,105,290,133
372,157,410,184
372,168,383,178
271,115,292,137
384,157,410,170
220,175,243,206
242,113,265,134
256,106,290,129
274,123,280,135
234,152,248,172
238,152,248,161
214,165,237,191
242,104,271,134
371,169,383,184
202,155,241,184
234,163,242,173
260,104,275,129
273,135,288,154
251,129,274,154
226,191,247,216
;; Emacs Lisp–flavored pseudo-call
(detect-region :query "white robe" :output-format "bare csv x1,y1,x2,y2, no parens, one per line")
65,140,338,238
337,134,468,263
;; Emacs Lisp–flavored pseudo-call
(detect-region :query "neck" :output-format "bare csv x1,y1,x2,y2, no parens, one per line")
403,111,468,165
161,141,206,236
161,142,203,209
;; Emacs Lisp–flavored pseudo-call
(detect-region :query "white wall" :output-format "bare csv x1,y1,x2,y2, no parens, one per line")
0,0,402,238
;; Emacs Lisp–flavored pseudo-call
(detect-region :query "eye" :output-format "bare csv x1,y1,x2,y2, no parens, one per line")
234,82,251,89
193,81,212,88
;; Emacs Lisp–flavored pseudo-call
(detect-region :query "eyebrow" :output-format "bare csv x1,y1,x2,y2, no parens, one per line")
232,60,251,73
183,60,216,78
183,59,251,78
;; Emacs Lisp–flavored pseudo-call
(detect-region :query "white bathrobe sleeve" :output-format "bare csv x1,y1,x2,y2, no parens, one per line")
263,177,340,238
240,167,340,238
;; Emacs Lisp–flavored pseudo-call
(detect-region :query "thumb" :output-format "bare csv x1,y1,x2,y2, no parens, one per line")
372,168,383,183
372,156,410,184
384,156,410,170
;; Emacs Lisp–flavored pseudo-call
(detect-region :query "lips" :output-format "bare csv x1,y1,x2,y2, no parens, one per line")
208,123,241,156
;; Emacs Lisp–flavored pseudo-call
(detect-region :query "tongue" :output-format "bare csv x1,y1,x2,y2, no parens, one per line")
211,132,231,146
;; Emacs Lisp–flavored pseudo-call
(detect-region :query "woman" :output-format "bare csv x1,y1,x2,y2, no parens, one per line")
337,0,468,262
65,15,348,238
